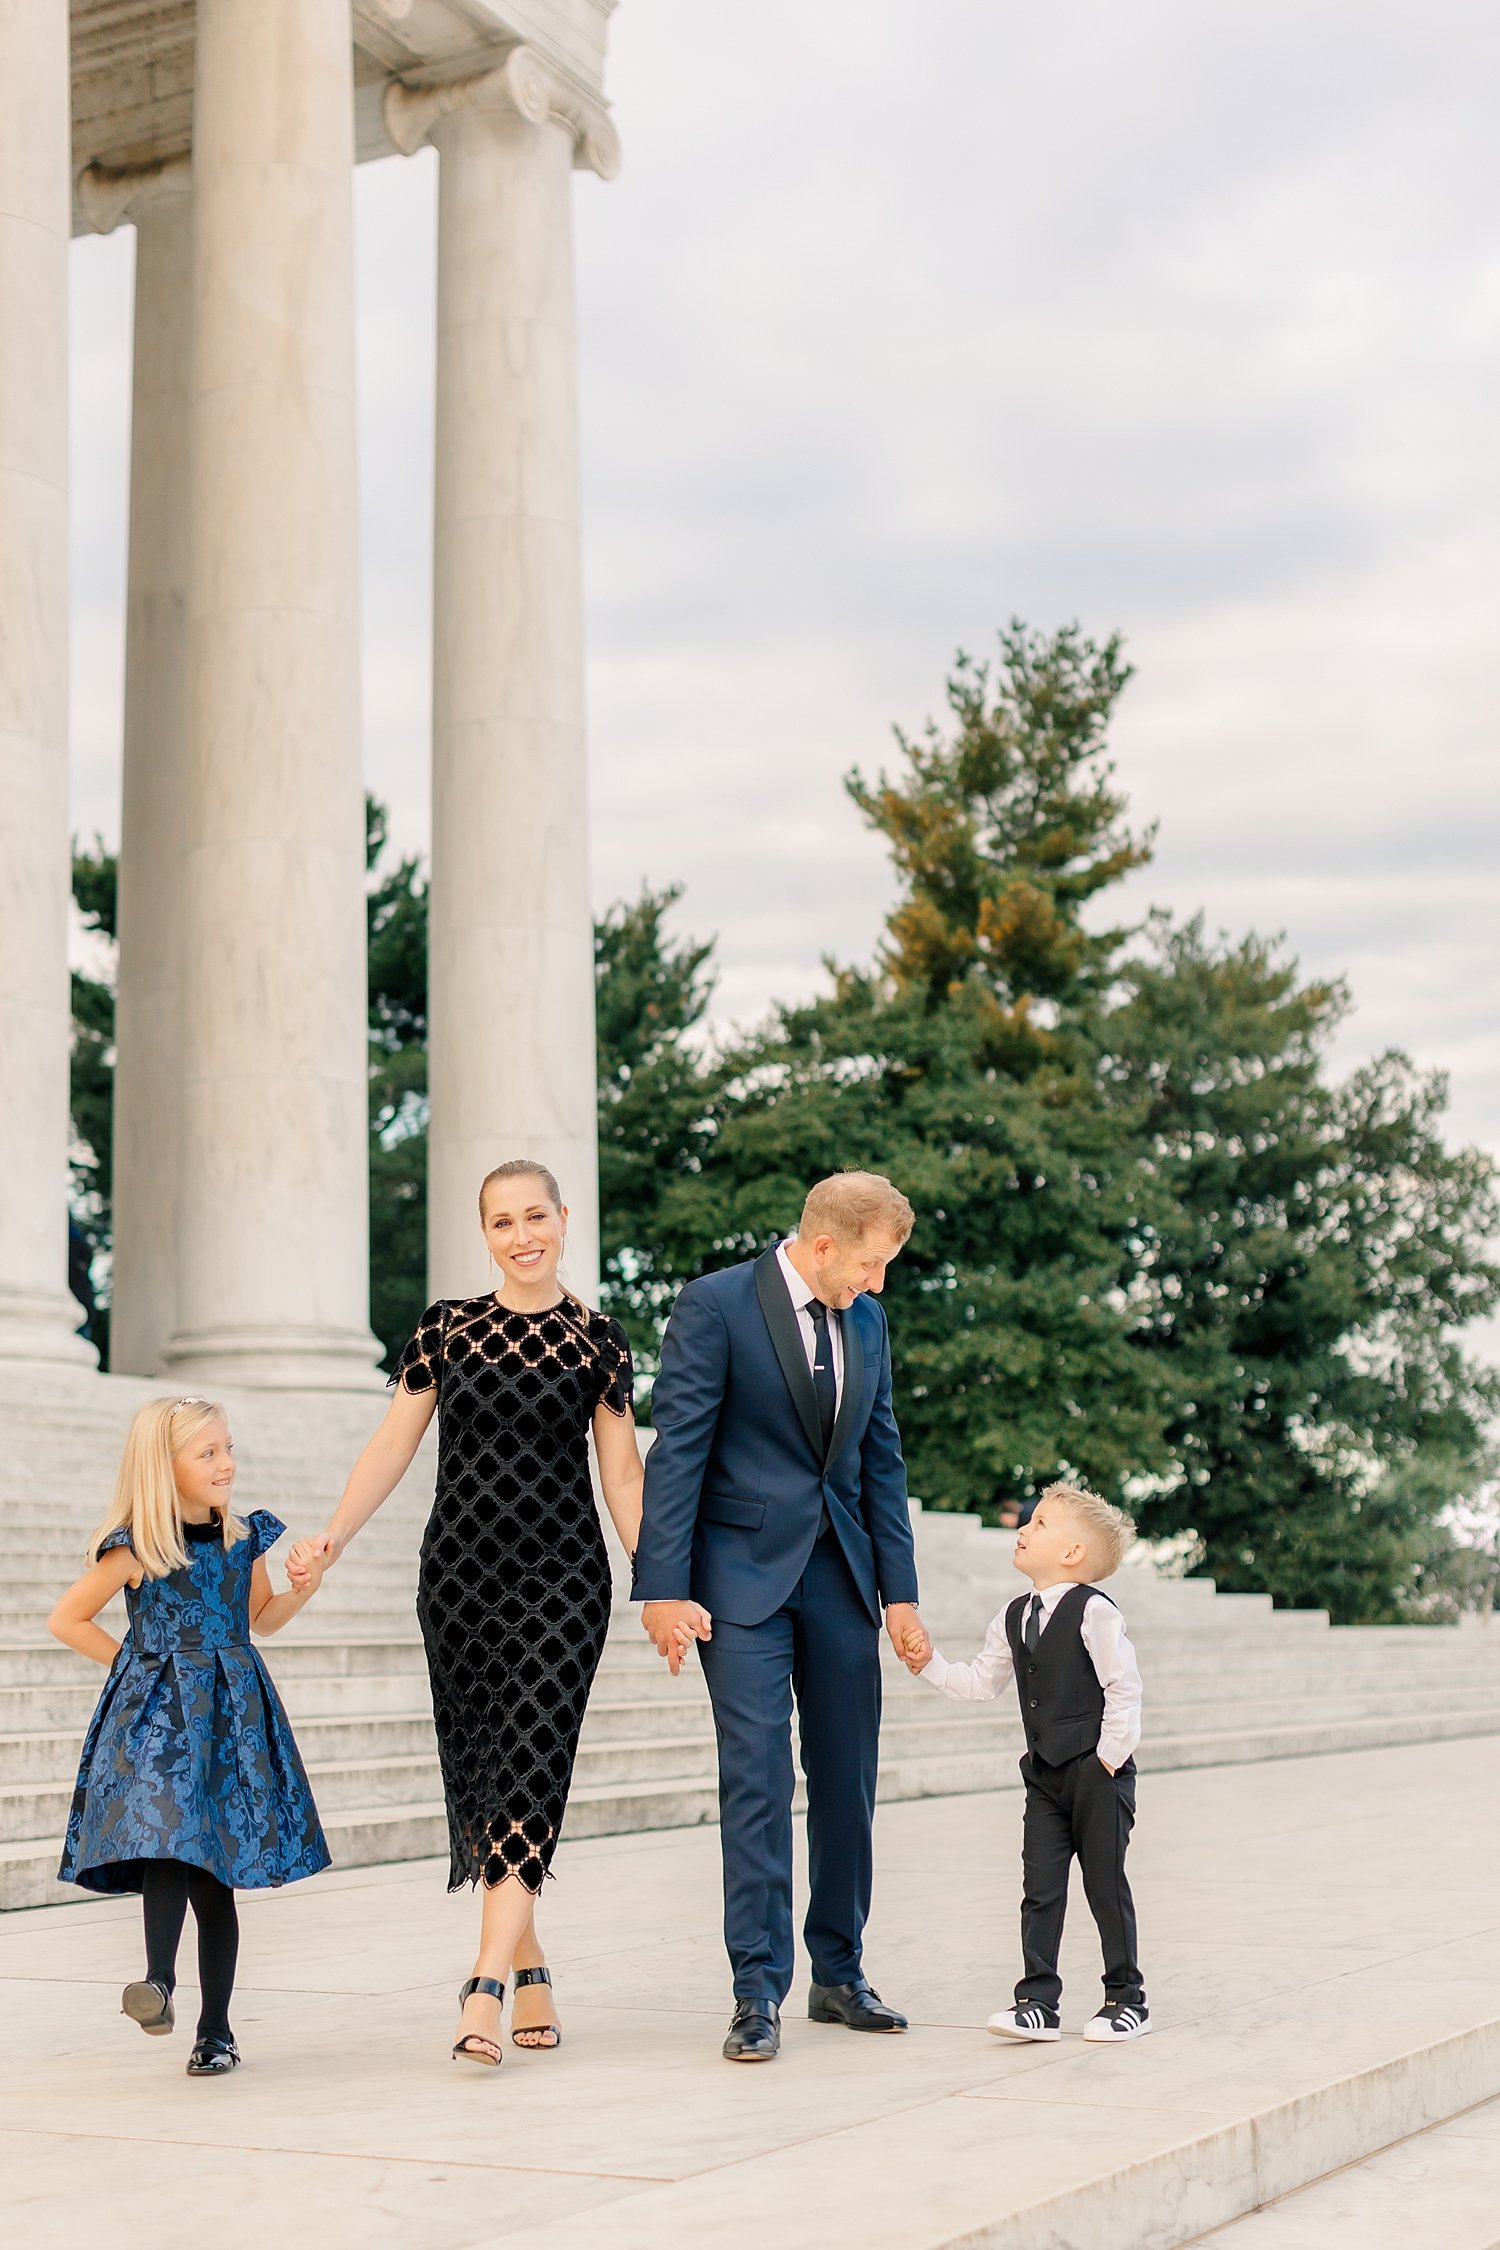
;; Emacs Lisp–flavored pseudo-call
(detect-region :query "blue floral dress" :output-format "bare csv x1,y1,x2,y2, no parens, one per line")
58,1512,331,1895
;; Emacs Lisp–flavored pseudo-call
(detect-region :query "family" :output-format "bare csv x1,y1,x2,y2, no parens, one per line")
48,1163,1148,2076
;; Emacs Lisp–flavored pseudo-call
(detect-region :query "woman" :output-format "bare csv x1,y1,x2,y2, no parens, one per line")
289,1159,645,2067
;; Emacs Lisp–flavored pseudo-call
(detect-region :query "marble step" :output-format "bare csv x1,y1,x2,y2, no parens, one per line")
12,1674,1500,1796
13,1697,1500,1914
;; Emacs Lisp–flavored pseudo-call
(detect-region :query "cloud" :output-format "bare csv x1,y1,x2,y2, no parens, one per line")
64,2,1500,1347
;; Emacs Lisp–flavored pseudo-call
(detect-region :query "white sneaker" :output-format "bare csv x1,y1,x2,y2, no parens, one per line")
1083,2001,1151,2042
987,2004,1061,2042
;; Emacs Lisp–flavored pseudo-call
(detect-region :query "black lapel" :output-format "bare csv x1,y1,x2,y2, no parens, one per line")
753,1248,825,1464
823,1301,865,1472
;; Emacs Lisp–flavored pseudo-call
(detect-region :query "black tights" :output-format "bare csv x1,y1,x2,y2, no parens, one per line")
140,1862,239,2042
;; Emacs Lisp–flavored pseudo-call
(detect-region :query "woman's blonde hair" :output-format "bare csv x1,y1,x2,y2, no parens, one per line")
478,1157,594,1321
86,1397,246,1580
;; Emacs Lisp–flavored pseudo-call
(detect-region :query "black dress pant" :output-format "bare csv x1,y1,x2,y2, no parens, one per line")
1016,1748,1143,2011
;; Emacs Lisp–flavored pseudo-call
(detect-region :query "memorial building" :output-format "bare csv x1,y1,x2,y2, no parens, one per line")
0,1,617,1386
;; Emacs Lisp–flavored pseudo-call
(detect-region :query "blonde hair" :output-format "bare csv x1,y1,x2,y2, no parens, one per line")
86,1397,247,1580
478,1157,594,1320
1039,1480,1134,1580
798,1171,915,1248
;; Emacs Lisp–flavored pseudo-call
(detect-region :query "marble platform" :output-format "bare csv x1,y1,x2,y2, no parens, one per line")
5,1735,1500,2248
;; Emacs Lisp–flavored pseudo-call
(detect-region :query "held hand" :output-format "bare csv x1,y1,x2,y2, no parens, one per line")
885,1602,930,1673
641,1600,712,1677
286,1533,336,1593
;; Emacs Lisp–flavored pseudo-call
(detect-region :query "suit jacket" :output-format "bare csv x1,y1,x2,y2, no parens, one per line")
631,1249,920,1628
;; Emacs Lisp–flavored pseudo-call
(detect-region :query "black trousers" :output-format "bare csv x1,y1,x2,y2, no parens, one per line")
697,1530,881,2005
1016,1748,1143,2011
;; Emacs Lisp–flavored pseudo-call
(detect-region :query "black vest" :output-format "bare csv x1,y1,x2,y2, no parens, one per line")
1004,1583,1112,1765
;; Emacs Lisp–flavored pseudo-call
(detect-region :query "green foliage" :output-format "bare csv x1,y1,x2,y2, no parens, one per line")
1106,917,1500,1617
364,796,430,1372
62,631,1500,1625
69,838,118,1268
595,887,720,1367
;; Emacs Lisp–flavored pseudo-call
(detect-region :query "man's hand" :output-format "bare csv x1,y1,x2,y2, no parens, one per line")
641,1599,713,1676
886,1602,930,1673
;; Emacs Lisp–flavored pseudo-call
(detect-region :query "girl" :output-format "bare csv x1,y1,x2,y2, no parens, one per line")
49,1396,331,2076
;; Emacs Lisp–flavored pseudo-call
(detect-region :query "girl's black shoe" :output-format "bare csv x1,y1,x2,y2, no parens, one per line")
186,2034,240,2075
121,1980,175,2036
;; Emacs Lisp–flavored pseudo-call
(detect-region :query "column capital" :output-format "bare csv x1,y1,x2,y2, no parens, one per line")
383,45,620,180
77,154,191,237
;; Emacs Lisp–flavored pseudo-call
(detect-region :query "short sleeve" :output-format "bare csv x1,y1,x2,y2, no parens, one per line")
249,1511,287,1558
391,1300,446,1395
98,1527,135,1558
593,1318,635,1418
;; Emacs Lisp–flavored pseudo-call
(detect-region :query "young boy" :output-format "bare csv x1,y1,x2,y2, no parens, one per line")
910,1481,1149,2043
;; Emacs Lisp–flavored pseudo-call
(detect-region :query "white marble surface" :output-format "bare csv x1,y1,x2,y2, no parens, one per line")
102,162,193,1378
423,61,604,1304
161,0,381,1391
0,0,95,1369
5,1738,1500,2248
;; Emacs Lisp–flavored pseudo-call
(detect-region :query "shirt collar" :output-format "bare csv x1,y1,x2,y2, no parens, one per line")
1028,1580,1079,1616
777,1238,817,1314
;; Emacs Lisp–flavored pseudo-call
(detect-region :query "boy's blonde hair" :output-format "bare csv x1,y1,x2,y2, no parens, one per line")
87,1397,247,1581
1040,1480,1134,1580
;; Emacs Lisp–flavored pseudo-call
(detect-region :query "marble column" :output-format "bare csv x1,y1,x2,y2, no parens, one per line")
0,0,93,1366
161,0,381,1389
78,160,194,1377
386,51,619,1305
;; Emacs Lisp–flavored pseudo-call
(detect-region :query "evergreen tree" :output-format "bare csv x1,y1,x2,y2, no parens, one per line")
1107,916,1500,1616
69,839,118,1328
595,886,719,1366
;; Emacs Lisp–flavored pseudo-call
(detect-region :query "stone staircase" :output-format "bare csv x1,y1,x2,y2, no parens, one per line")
5,1363,1500,1910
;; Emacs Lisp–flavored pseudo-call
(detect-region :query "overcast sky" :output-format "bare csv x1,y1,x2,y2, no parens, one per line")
69,3,1499,1206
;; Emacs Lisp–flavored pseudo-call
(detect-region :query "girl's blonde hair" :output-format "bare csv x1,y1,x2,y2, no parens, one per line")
87,1397,247,1580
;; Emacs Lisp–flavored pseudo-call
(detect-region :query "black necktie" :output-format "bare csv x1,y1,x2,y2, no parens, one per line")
806,1300,837,1452
1023,1593,1043,1654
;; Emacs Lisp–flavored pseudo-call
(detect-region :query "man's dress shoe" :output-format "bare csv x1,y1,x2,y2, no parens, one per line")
807,1978,908,2032
723,1999,781,2062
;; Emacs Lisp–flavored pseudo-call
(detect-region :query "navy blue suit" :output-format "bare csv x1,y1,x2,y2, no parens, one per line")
633,1249,919,2002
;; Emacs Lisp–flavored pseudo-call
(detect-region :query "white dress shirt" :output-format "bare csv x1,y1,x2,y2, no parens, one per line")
920,1580,1143,1770
776,1239,845,1408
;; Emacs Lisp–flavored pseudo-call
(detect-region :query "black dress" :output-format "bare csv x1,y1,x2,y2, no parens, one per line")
394,1294,634,1893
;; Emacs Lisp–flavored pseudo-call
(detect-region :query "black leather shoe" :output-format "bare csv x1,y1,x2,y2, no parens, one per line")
185,2033,240,2076
723,1998,780,2062
808,1978,908,2032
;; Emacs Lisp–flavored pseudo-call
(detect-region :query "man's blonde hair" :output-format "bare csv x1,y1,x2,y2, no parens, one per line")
1040,1480,1134,1580
798,1171,914,1247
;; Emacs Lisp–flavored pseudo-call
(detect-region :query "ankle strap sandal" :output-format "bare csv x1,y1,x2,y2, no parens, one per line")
452,1976,505,2068
511,1964,561,2050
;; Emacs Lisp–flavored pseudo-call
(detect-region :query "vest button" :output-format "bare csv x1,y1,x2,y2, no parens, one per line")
1027,1662,1037,1675
1029,1698,1039,1709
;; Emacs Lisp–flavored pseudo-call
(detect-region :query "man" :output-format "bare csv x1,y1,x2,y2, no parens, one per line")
633,1171,930,2061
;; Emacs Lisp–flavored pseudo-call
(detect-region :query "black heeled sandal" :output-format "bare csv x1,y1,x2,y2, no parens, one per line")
452,1976,505,2067
511,1965,561,2050
121,1979,175,2036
